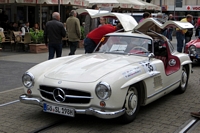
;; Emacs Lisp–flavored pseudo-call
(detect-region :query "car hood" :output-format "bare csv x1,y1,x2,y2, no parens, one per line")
44,54,146,82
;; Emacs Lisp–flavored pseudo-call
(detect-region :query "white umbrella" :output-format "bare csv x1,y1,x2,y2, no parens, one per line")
36,0,88,6
137,0,161,11
87,0,145,9
0,0,15,3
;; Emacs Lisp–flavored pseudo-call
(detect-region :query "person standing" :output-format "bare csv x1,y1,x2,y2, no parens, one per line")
84,4,99,37
44,12,66,60
66,10,81,55
84,23,123,53
139,12,151,23
167,14,174,41
21,21,30,36
176,14,193,53
195,16,200,39
98,17,106,27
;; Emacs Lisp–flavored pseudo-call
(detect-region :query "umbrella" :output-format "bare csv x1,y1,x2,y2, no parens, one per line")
0,0,15,3
87,0,145,9
137,0,161,11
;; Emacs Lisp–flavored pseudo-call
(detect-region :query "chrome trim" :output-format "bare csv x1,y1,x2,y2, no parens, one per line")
65,95,93,99
38,89,93,99
38,89,53,94
147,80,180,99
19,94,43,106
19,94,125,119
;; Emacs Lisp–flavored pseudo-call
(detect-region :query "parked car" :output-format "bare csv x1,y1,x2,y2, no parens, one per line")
20,10,194,123
185,38,200,63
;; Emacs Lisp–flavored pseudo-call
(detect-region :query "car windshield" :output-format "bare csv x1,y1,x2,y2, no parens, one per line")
95,36,152,56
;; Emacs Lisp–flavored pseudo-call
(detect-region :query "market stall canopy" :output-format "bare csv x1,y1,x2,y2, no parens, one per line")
87,0,145,9
36,0,88,6
137,0,161,11
16,0,37,4
0,0,15,3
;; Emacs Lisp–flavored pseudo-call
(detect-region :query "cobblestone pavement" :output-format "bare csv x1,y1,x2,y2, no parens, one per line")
0,44,200,132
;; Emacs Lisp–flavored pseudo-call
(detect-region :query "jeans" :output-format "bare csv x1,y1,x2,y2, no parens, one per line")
48,43,62,60
84,37,96,53
68,41,78,55
176,31,185,53
168,28,173,41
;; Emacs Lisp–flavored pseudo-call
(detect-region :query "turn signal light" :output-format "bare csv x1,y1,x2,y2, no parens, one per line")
27,89,32,95
100,101,106,107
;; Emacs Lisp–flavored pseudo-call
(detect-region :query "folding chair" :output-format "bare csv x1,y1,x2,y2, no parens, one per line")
18,32,32,52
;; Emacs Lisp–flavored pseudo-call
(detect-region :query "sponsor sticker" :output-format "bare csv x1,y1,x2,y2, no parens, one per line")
122,66,141,78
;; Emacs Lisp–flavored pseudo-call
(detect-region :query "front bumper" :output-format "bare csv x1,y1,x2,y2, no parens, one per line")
19,94,125,119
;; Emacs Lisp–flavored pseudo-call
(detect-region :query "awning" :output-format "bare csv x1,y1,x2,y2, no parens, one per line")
137,0,161,11
16,0,37,4
36,0,88,6
87,0,145,9
0,0,15,3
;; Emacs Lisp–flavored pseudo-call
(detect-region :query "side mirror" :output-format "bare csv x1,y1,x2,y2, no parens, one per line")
148,53,155,61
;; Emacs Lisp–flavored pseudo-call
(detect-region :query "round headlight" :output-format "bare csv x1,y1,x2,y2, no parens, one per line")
189,45,196,55
22,72,34,88
189,45,196,51
95,82,111,100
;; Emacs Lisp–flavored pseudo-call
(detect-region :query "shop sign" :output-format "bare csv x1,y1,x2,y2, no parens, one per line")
186,5,200,11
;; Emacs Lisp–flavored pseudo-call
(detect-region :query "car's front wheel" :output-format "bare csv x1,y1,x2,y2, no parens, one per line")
119,85,141,123
176,66,189,93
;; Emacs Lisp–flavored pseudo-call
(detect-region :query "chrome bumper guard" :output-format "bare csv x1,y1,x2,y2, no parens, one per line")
19,94,125,119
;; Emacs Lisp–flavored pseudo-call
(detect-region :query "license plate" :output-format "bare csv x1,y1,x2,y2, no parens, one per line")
43,103,75,117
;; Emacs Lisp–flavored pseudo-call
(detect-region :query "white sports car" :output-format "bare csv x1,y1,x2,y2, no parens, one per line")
20,10,194,123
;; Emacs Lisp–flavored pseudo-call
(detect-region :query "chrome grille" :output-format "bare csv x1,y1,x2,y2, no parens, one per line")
39,85,92,104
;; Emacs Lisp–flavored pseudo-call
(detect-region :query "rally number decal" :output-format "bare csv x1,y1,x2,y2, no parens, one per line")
139,61,156,73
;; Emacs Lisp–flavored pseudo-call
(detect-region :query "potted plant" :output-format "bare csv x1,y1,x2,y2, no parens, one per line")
29,29,48,53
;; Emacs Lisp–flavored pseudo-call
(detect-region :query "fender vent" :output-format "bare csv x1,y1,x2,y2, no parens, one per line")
154,76,162,89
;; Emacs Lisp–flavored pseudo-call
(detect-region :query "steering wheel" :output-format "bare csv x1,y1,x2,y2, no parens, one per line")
130,46,149,54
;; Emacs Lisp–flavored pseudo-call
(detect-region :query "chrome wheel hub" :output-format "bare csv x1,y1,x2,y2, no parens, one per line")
125,88,138,115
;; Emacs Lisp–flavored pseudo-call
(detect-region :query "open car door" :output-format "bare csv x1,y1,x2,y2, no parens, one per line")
76,9,138,32
76,9,109,16
91,12,138,32
134,18,194,33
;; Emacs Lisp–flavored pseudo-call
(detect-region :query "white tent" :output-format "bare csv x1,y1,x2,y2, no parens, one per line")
87,0,145,10
137,0,161,11
87,0,161,10
0,0,15,3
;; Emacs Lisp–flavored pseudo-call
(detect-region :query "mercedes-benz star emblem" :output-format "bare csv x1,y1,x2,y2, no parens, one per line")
53,88,66,102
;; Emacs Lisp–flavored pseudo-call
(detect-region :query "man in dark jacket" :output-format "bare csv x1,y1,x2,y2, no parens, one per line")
44,12,66,60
